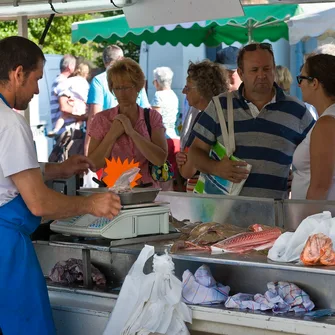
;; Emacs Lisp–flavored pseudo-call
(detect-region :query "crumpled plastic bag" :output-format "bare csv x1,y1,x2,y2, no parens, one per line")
103,245,192,335
108,167,140,193
268,211,335,263
182,264,230,305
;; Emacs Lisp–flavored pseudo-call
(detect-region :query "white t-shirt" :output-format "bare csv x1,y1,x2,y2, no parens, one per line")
292,103,335,200
151,90,179,139
0,99,40,206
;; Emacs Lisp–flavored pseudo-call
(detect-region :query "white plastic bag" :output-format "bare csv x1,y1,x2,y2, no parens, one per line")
104,245,192,335
108,167,140,193
82,169,99,188
268,211,335,262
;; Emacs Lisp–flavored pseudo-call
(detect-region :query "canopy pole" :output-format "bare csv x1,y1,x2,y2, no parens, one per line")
18,16,30,124
247,19,253,44
18,15,28,37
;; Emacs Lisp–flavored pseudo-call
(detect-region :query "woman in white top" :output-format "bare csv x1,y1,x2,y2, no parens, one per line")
292,54,335,200
151,66,179,139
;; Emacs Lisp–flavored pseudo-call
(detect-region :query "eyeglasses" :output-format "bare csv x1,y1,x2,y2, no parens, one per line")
113,85,135,92
296,75,314,85
183,85,197,92
242,42,273,52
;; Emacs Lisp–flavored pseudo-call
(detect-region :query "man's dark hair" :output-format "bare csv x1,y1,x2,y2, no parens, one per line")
0,36,45,84
237,43,275,70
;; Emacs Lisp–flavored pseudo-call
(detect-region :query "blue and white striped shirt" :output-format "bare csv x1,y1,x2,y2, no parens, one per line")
192,83,315,199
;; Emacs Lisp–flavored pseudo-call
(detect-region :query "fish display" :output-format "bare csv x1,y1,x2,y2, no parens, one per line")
211,228,282,253
170,219,281,254
300,233,335,266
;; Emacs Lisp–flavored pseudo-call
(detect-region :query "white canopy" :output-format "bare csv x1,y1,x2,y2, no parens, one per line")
0,0,134,20
288,3,335,45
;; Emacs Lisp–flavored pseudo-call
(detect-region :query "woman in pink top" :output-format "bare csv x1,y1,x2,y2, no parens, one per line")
88,58,168,186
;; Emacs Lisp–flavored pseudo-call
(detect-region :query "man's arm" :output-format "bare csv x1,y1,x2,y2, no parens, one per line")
11,168,121,220
59,96,87,121
41,155,96,181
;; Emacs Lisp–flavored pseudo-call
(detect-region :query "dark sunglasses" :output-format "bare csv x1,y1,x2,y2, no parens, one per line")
242,42,273,52
296,75,314,85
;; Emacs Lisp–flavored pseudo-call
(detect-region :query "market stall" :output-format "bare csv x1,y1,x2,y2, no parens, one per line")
33,191,335,335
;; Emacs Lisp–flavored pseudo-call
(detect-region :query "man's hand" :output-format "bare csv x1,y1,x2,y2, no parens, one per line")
59,155,96,179
87,192,122,219
176,151,188,169
216,156,249,183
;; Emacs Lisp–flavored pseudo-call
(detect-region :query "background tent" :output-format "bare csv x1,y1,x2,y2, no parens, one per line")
288,4,335,45
72,4,304,47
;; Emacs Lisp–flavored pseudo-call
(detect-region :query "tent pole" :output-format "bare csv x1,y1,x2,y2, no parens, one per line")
18,15,28,38
247,19,253,43
18,15,30,125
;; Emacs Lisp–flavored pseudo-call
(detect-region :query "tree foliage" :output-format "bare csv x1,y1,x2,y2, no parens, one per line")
0,10,140,69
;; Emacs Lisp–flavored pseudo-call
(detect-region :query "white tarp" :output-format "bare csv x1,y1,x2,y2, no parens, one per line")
288,3,335,45
0,0,130,19
123,0,243,28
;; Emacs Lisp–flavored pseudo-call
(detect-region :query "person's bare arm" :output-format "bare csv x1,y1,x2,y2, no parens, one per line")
151,106,162,114
88,120,124,169
43,155,96,181
84,104,103,156
130,128,168,166
59,96,87,121
11,168,121,220
307,116,335,200
176,151,197,179
114,114,168,166
189,138,249,183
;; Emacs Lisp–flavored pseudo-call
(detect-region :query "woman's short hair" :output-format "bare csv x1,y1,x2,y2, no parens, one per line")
107,58,145,92
187,60,229,101
305,53,335,98
275,65,293,92
153,67,174,88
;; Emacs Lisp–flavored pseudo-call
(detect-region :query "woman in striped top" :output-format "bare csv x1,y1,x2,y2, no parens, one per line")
176,60,228,192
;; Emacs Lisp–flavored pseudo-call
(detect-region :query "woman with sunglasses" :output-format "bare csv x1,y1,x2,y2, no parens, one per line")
292,53,335,200
176,60,229,191
88,58,168,186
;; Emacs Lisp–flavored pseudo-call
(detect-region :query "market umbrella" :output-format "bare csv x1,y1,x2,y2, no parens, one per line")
72,4,303,47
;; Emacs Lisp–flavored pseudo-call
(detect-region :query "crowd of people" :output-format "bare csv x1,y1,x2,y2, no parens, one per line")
46,40,335,201
1,32,335,333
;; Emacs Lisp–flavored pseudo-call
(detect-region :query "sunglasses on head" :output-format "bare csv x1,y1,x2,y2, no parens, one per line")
242,42,273,52
296,75,315,85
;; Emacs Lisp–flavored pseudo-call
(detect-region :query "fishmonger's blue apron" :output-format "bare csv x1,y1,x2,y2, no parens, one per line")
0,195,56,335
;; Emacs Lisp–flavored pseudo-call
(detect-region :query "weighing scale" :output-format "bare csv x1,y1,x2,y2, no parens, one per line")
50,202,170,239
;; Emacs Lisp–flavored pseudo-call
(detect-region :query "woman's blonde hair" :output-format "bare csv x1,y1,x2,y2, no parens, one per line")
74,63,90,78
275,65,293,92
107,57,145,92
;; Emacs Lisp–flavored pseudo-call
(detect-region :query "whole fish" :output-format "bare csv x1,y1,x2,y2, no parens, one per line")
211,228,282,253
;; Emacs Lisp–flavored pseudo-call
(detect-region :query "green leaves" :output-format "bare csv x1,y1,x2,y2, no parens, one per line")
0,10,139,68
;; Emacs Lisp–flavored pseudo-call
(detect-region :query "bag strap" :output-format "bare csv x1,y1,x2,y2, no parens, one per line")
213,92,235,157
144,108,152,137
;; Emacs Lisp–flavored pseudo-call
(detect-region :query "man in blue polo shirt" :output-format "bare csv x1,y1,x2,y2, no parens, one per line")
189,43,315,199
